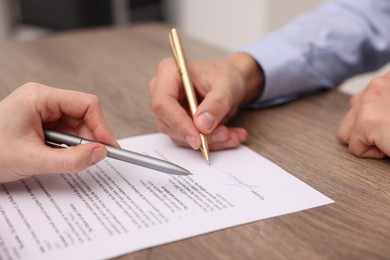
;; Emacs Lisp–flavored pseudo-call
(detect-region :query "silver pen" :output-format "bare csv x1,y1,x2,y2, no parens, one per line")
43,129,191,176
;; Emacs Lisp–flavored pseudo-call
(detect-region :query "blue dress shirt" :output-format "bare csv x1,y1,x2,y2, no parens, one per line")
241,0,390,108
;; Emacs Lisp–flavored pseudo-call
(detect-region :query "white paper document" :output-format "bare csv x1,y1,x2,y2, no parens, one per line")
0,133,333,259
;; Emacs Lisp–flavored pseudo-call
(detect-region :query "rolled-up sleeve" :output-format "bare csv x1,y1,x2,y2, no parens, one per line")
241,0,390,108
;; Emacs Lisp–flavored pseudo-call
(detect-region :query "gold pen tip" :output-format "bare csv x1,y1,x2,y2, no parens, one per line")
200,146,210,165
200,148,210,165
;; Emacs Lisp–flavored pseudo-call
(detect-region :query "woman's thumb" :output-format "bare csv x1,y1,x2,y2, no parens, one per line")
39,143,107,174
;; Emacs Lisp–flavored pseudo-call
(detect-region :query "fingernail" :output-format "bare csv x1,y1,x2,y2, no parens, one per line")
223,139,239,149
186,135,197,150
211,129,227,142
91,147,107,164
197,112,215,131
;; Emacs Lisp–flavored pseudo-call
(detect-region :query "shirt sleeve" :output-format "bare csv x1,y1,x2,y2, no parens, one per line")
241,0,390,108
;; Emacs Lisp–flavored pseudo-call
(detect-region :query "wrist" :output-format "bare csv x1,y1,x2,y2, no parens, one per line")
224,53,264,104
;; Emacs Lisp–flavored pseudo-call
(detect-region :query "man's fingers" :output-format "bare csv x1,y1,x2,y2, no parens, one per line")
336,106,357,144
171,126,247,151
347,136,385,158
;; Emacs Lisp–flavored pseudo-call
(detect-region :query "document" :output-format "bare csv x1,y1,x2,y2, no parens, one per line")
0,133,333,260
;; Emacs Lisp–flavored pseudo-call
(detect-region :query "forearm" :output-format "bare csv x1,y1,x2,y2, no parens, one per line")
241,0,390,106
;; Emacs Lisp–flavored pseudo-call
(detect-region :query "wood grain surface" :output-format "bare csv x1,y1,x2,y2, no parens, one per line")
0,23,388,260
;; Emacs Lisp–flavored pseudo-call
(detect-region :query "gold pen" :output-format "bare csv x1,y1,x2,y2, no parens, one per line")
169,28,210,164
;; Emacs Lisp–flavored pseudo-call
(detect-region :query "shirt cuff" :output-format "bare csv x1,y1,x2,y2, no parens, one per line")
241,32,335,107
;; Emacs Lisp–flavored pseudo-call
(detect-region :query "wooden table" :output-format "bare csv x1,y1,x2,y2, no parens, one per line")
0,23,388,260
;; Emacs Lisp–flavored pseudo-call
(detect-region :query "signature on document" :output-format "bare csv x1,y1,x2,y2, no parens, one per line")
210,166,265,200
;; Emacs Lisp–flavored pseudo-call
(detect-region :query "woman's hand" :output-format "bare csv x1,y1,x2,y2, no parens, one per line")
0,82,118,183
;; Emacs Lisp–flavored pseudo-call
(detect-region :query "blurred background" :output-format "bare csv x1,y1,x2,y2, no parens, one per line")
0,0,386,94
